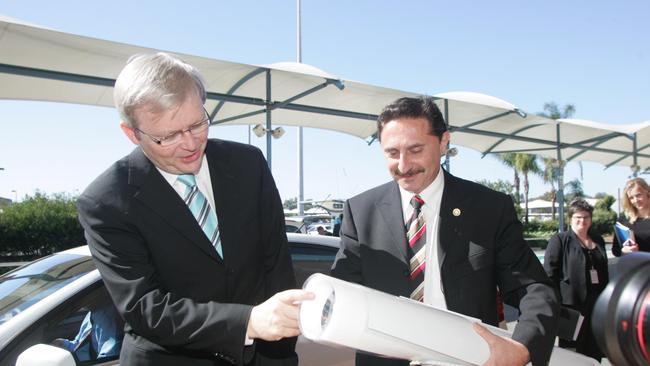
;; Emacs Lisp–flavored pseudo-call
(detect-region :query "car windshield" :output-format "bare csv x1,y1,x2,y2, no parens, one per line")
0,253,95,326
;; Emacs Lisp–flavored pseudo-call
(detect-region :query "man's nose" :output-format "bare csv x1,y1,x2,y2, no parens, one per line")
179,130,198,149
397,153,410,173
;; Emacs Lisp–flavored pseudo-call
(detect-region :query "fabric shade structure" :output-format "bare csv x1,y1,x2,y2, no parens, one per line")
2,12,649,228
2,14,649,172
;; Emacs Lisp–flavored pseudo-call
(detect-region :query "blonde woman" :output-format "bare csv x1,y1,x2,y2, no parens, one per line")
612,177,650,256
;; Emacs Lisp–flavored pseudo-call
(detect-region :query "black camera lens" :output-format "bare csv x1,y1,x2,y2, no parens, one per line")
593,253,650,366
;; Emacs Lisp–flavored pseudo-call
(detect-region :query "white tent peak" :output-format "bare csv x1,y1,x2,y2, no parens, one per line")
434,91,518,112
0,14,50,29
263,61,337,79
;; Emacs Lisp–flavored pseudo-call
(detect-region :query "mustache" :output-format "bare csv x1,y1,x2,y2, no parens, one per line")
394,168,425,177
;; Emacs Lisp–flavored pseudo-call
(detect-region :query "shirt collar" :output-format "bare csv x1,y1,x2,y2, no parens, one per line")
157,154,209,187
399,168,444,213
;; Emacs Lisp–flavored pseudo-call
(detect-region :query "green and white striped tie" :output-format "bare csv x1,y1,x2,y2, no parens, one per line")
177,174,222,259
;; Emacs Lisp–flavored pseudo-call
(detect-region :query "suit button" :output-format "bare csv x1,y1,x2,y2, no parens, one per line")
403,269,410,276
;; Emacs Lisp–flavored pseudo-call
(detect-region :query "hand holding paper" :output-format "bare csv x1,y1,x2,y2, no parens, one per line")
299,274,599,366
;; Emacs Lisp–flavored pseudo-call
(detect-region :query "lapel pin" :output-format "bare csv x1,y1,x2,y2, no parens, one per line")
452,208,461,217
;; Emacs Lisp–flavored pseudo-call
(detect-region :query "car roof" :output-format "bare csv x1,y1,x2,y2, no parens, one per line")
58,245,91,257
286,233,340,249
54,236,340,257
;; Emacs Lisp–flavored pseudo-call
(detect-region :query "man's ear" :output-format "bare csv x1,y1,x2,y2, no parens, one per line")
439,131,451,155
120,122,140,145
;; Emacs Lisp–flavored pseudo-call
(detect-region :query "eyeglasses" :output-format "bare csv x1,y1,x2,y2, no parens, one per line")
134,108,211,147
572,215,592,220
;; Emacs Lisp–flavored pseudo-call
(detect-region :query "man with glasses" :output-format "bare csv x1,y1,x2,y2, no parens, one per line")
77,52,312,366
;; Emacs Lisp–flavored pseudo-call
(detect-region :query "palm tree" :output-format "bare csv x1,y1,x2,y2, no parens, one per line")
538,102,577,220
541,158,564,220
540,102,575,120
497,153,521,205
515,154,542,223
564,179,585,202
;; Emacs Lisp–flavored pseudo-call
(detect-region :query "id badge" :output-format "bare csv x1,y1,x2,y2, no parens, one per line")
590,269,599,284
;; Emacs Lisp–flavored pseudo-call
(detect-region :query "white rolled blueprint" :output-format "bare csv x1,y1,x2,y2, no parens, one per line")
299,274,599,366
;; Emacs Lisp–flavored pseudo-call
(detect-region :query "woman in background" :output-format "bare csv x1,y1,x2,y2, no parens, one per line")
544,199,608,361
612,177,650,256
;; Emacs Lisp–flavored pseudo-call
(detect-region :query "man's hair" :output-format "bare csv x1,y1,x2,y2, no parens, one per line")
568,199,594,219
622,177,650,224
376,96,447,142
113,52,206,128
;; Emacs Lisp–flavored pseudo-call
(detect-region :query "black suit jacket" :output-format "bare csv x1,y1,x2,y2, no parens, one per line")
543,229,608,309
332,170,559,366
77,139,297,366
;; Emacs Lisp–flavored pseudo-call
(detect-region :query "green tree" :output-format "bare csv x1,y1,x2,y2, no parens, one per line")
477,179,522,218
538,102,576,221
540,158,564,220
515,154,542,223
497,153,521,204
564,179,585,203
591,194,617,236
283,197,297,210
0,192,84,257
539,102,575,120
476,179,514,196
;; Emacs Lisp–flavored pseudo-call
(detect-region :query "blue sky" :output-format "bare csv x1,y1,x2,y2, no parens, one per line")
0,1,648,210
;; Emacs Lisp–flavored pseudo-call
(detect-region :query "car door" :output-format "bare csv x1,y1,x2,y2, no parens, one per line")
3,282,123,366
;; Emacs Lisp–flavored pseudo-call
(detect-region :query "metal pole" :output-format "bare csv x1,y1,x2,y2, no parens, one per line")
556,123,565,232
443,99,451,172
265,70,272,169
297,0,305,215
633,133,639,177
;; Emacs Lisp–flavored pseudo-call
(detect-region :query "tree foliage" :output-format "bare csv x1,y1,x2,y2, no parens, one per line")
0,192,84,257
476,179,514,196
591,194,617,236
283,197,297,210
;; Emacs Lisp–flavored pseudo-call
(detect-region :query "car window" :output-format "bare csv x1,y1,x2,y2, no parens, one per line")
0,282,123,366
0,254,95,326
289,243,338,286
285,224,301,233
46,286,124,364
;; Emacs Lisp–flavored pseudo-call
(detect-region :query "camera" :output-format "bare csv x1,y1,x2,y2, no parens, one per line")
592,252,650,365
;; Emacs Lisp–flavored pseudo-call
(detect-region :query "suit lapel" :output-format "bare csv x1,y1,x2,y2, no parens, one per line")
127,148,222,262
376,182,409,263
204,140,236,260
438,170,469,271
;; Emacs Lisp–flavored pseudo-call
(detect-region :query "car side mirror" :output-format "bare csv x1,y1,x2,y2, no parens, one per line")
16,344,76,366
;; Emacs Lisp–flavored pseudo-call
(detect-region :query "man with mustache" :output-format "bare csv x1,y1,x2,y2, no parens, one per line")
332,96,558,366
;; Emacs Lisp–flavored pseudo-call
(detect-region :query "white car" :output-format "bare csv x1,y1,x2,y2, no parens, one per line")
0,234,353,366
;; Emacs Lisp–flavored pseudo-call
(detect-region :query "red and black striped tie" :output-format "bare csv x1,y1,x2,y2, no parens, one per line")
406,195,426,301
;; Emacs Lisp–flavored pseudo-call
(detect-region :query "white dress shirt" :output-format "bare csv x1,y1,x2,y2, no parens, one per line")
157,155,254,346
157,155,216,210
399,169,446,308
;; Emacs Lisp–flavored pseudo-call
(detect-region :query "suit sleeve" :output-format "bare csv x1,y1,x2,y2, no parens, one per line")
331,200,363,284
493,196,559,366
611,229,623,257
543,233,564,295
78,193,253,365
253,149,299,363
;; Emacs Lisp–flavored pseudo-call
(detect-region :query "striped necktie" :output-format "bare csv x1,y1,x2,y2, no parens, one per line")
177,174,222,259
406,195,426,301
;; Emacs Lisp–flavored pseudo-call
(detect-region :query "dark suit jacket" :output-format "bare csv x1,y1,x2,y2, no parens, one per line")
77,139,297,366
543,229,608,309
332,170,559,366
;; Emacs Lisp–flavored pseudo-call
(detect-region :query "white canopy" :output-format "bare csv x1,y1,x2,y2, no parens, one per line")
1,14,649,174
